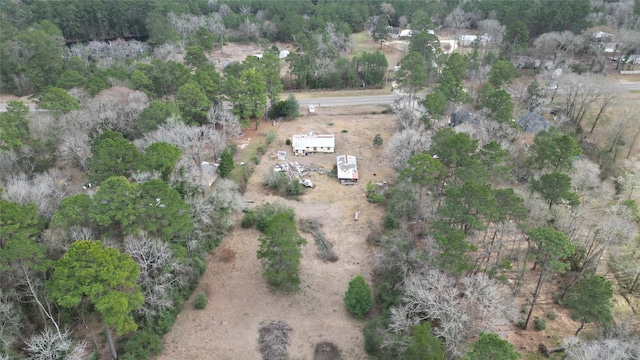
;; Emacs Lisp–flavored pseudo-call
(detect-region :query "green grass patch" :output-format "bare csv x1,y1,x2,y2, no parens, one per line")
228,137,264,184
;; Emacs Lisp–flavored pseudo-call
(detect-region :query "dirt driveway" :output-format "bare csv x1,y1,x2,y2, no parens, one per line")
157,105,398,360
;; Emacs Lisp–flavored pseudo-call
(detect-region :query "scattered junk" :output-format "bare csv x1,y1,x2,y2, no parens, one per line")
291,132,335,155
299,178,314,188
354,211,359,221
337,155,358,185
237,137,251,150
277,150,287,161
273,162,324,189
308,104,316,115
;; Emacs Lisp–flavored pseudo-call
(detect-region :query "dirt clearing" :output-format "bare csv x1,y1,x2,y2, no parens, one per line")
157,105,397,360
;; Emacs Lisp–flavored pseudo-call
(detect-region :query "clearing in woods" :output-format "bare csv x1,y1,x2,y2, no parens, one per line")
157,105,398,360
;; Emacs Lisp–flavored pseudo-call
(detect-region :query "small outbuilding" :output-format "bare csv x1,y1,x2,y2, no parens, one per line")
292,132,335,155
200,161,219,187
337,155,358,185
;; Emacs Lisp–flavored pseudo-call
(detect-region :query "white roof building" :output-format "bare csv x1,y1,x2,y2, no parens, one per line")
337,155,358,184
291,132,335,155
279,50,290,59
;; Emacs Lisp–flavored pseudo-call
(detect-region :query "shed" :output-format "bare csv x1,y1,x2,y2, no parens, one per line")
450,110,477,127
399,29,413,37
337,155,358,185
292,132,335,155
200,161,219,187
279,50,290,59
517,112,549,133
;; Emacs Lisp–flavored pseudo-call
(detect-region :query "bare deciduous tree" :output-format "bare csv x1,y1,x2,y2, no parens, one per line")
24,328,86,360
533,31,583,68
390,270,517,357
570,158,603,196
207,105,242,140
125,233,185,319
239,18,260,41
478,19,505,53
563,336,640,360
560,75,606,127
3,169,69,219
386,128,431,171
0,290,22,356
380,3,395,21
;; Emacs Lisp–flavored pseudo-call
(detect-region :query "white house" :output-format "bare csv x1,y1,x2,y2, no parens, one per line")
291,132,335,155
337,155,358,184
458,34,490,47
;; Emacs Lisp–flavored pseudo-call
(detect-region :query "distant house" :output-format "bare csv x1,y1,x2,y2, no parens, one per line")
200,162,219,187
591,31,615,43
513,55,553,69
337,155,358,185
291,132,335,155
458,34,490,47
399,29,413,38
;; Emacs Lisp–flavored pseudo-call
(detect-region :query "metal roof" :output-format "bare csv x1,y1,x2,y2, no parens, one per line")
337,155,358,180
292,134,335,149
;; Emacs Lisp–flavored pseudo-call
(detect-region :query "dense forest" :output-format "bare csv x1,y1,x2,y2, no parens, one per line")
1,0,640,359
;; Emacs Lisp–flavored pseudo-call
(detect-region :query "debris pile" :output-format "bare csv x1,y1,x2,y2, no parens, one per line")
273,162,325,178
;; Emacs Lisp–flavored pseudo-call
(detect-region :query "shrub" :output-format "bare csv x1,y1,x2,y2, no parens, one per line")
119,329,163,359
251,155,260,165
267,94,300,119
241,211,255,228
285,139,291,145
534,316,546,330
263,171,289,190
341,129,348,133
257,212,306,292
256,144,267,155
255,203,295,232
287,179,304,196
344,275,374,319
266,129,277,145
193,292,208,309
383,213,398,230
546,309,557,320
373,133,383,148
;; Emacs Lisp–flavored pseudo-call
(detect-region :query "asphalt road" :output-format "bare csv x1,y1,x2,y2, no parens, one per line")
1,82,639,112
297,93,399,107
297,81,640,108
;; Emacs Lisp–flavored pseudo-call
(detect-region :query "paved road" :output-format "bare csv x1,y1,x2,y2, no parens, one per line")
616,82,640,91
297,93,400,107
1,82,639,112
297,81,640,108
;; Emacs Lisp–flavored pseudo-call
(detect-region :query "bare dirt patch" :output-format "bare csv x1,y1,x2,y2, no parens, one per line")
157,105,396,360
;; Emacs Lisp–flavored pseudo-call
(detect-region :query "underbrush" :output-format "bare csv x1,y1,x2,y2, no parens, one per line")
299,218,338,262
262,170,306,198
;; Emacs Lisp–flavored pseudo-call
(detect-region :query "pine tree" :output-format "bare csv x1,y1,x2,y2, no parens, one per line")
344,275,374,319
218,148,235,178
